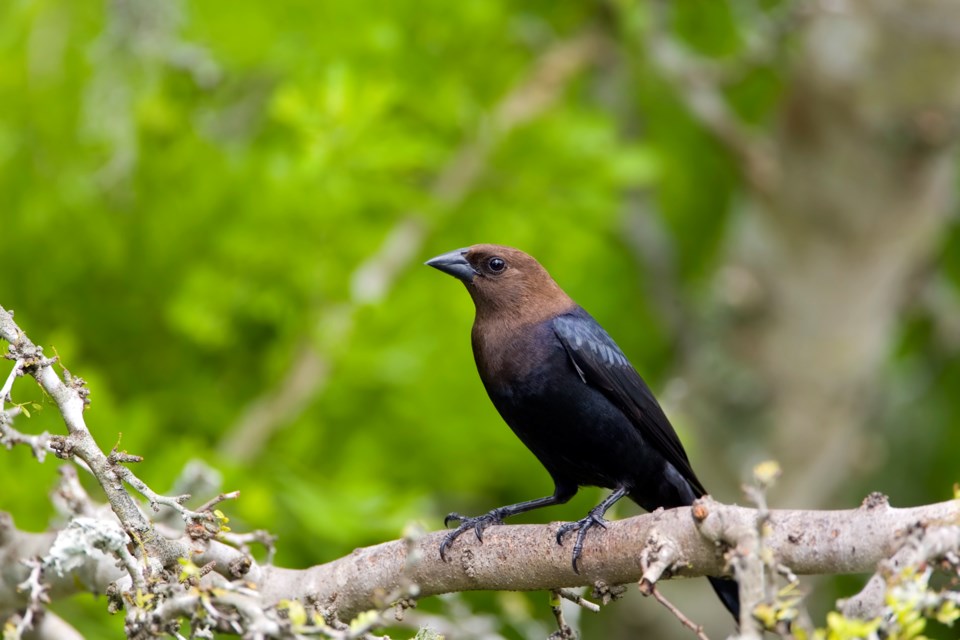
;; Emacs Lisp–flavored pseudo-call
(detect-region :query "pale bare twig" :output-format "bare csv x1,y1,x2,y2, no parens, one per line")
218,529,278,566
556,587,601,613
10,559,47,640
637,527,710,640
648,584,710,640
196,490,241,513
0,354,52,460
0,408,51,461
0,357,22,406
548,590,577,639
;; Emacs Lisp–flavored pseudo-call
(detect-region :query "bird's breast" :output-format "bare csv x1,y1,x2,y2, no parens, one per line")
471,320,561,389
472,321,597,430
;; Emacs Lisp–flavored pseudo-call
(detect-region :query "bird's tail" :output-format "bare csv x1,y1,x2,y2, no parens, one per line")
708,576,740,620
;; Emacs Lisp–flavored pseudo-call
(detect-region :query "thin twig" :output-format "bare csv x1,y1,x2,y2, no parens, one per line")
0,358,23,406
197,490,241,513
12,558,47,639
556,587,601,613
113,464,194,516
648,584,710,640
0,355,53,460
0,410,52,461
218,529,278,565
548,590,577,640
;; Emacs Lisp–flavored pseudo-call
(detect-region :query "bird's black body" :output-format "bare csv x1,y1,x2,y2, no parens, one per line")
476,307,702,511
426,244,740,620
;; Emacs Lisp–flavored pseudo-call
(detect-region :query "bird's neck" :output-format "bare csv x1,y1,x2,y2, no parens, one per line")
470,295,578,384
469,279,575,326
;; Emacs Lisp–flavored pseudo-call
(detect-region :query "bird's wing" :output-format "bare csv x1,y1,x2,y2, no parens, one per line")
552,310,706,496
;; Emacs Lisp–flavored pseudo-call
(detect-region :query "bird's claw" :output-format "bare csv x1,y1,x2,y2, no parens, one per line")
439,510,504,561
555,513,608,574
443,512,467,528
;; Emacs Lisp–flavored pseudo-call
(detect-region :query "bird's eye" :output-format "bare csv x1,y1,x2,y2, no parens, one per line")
487,257,506,273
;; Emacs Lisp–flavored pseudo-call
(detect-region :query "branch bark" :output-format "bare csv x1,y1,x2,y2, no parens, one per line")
275,496,959,620
839,522,960,621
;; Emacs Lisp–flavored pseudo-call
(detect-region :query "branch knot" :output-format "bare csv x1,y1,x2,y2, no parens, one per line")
639,529,680,594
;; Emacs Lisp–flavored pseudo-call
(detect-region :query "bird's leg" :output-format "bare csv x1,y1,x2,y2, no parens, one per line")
440,486,576,561
556,485,628,573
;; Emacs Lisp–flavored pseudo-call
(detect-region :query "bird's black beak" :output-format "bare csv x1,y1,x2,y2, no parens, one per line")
425,248,477,284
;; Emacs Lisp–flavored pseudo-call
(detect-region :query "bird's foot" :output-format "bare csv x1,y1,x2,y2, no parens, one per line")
439,510,504,561
556,512,608,574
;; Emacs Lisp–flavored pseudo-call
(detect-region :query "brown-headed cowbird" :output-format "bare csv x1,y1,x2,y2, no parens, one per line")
426,244,739,619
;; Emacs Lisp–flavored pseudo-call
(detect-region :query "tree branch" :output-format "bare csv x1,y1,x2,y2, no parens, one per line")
2,494,957,626
273,496,959,620
840,521,960,621
0,307,215,575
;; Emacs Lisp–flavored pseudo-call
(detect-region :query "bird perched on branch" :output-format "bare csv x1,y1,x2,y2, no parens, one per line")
425,244,739,619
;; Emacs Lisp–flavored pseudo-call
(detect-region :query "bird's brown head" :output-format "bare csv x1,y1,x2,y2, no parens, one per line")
425,244,574,323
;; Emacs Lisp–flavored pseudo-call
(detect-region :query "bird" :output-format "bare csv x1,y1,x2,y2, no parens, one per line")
425,243,740,619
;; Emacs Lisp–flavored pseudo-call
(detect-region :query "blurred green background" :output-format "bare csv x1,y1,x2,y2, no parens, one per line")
3,0,959,638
